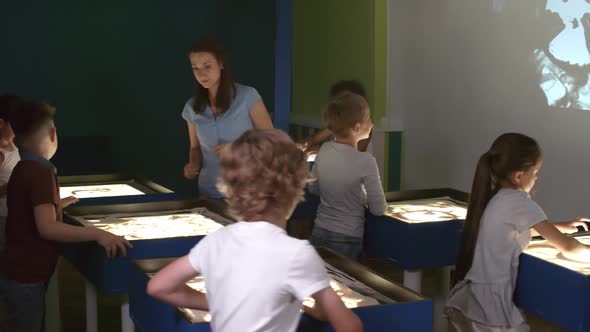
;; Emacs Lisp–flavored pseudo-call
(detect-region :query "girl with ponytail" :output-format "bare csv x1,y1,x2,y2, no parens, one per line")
446,133,590,332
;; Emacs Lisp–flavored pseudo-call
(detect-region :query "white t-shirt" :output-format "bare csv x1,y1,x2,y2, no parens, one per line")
188,221,330,332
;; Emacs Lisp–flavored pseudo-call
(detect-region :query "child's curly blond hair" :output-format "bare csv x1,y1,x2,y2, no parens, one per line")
218,129,309,221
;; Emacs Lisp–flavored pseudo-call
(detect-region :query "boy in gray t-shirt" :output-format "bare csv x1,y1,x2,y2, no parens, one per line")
309,94,387,261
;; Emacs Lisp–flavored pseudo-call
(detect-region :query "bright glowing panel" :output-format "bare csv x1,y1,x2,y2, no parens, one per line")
81,210,224,240
166,264,393,323
60,184,145,199
385,198,467,223
524,235,590,274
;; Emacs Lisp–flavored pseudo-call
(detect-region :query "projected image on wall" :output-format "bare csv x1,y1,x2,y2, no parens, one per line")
533,0,590,110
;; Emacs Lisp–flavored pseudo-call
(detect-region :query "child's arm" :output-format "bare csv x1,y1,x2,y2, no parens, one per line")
60,196,79,209
363,157,387,216
184,123,202,179
308,287,363,332
533,220,590,260
299,129,333,151
551,217,589,234
531,217,590,236
34,203,132,258
147,256,208,310
308,161,320,196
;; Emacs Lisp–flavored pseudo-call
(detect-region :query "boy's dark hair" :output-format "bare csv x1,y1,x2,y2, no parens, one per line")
11,101,56,146
189,37,236,115
329,80,367,99
454,133,542,283
0,94,24,122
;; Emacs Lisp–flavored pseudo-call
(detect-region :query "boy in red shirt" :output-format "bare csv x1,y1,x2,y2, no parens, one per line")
0,101,131,331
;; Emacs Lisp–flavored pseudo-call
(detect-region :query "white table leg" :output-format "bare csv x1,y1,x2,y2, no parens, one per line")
85,281,98,332
432,266,451,332
403,270,422,293
45,271,62,332
121,300,134,332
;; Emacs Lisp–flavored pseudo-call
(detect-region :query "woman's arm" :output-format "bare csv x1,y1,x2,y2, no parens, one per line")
185,122,203,179
249,100,273,129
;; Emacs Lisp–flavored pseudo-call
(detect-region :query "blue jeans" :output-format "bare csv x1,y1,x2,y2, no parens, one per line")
310,227,363,261
0,273,47,332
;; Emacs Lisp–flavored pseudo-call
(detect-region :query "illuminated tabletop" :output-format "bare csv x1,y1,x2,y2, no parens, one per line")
61,199,233,332
60,184,146,199
384,198,467,223
365,188,469,270
58,174,176,205
62,199,232,294
129,248,432,332
365,189,468,332
72,208,226,241
170,262,395,324
523,235,590,274
515,233,590,332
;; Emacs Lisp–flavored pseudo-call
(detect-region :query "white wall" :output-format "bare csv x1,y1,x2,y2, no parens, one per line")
393,0,590,219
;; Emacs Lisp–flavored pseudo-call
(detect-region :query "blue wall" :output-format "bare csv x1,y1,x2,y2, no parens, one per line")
0,0,276,195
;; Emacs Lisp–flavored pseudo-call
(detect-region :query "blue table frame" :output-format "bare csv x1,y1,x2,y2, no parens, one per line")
364,188,468,332
515,233,590,332
61,198,232,332
365,188,469,271
59,173,179,206
128,248,433,332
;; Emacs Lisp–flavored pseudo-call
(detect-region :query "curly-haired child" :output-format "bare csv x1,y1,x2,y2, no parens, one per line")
148,129,362,332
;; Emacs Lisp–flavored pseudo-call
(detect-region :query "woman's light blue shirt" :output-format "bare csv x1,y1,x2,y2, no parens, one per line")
182,83,261,198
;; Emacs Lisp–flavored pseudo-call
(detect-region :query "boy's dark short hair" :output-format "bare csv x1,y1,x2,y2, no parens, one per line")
329,80,367,99
0,94,24,121
11,101,55,145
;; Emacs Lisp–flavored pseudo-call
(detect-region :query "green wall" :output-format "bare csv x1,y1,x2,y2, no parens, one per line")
292,0,387,125
0,0,275,195
292,0,401,191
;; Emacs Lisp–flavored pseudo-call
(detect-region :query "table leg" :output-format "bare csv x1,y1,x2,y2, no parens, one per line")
85,281,98,332
403,270,422,293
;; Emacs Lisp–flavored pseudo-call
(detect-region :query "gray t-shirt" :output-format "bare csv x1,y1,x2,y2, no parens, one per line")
466,188,547,284
446,188,547,326
309,141,387,238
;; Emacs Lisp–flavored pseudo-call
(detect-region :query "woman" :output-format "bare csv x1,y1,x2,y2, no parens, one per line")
181,37,273,198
